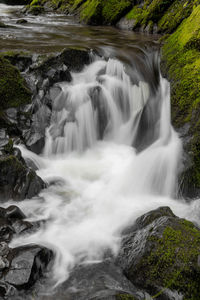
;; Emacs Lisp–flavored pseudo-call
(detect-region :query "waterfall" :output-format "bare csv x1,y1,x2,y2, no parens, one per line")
10,53,188,286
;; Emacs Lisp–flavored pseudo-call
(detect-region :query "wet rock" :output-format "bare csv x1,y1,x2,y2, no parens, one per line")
23,130,45,154
32,48,90,78
0,218,14,243
58,48,91,72
0,22,7,28
5,205,26,220
37,260,150,300
0,155,45,201
0,242,9,257
4,245,53,289
117,17,136,30
90,86,108,139
10,219,33,235
2,53,33,72
27,5,45,16
116,206,200,299
16,19,28,24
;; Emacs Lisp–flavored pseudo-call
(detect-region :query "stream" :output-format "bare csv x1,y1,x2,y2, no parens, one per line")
1,3,200,299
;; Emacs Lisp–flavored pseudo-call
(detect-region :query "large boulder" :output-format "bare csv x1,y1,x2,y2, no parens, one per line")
116,206,200,300
0,152,45,201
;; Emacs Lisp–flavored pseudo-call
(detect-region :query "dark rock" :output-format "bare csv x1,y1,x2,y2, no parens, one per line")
0,242,9,257
0,218,14,243
0,22,7,28
0,155,45,201
5,206,26,220
10,219,33,235
23,130,45,154
36,260,149,300
27,5,45,16
4,245,53,289
32,48,90,77
59,48,91,72
2,53,32,72
16,19,28,24
90,85,108,139
116,206,200,299
117,17,136,31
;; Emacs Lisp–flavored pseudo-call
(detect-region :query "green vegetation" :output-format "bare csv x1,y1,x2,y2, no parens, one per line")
148,220,200,299
132,219,200,299
162,5,200,193
0,57,31,110
79,0,132,25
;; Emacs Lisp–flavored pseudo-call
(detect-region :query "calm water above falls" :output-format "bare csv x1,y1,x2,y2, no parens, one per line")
1,3,200,290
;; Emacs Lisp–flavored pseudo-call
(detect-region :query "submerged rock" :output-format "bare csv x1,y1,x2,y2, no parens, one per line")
116,206,200,299
16,19,28,24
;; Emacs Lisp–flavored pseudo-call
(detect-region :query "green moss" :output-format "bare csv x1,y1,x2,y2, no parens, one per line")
0,57,31,110
140,220,200,299
162,5,200,190
125,0,174,30
80,0,103,25
101,0,132,24
79,0,132,25
158,0,198,33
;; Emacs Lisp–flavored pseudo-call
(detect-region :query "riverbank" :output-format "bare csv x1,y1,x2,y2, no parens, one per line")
24,0,200,198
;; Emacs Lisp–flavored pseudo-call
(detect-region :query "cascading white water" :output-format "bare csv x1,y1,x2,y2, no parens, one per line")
44,58,150,155
10,55,199,286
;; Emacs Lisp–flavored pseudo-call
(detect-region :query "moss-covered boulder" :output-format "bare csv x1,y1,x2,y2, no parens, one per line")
0,57,31,111
0,153,45,201
116,206,200,300
161,4,200,197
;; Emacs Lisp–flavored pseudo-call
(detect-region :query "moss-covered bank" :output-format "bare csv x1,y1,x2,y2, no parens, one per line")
161,5,200,197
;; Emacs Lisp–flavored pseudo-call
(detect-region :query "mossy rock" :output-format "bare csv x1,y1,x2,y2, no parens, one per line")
0,57,31,111
79,0,132,25
161,5,200,197
0,154,45,200
116,206,200,299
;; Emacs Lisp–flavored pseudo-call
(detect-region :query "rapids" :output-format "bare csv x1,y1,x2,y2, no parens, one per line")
9,55,200,286
1,2,200,290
